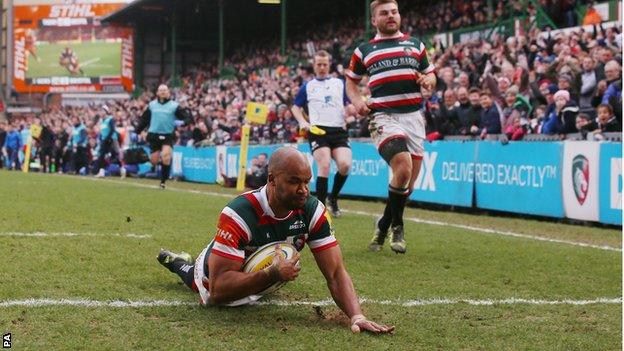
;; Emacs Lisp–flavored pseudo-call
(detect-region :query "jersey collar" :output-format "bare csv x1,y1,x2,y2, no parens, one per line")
370,31,407,43
260,185,292,220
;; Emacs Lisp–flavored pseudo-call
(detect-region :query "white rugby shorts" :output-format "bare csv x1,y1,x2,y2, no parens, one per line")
193,243,261,307
368,110,426,159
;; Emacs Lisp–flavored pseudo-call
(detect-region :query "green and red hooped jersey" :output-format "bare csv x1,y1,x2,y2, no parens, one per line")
209,186,337,262
346,32,435,114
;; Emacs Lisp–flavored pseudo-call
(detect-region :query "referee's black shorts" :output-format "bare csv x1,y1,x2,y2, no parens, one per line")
308,126,350,153
146,133,174,152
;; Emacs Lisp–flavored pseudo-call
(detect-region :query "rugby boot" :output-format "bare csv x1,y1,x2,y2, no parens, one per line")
368,217,388,252
157,249,193,272
390,225,407,254
326,196,342,218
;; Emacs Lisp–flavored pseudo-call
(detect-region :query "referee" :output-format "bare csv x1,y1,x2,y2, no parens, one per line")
292,50,353,217
136,84,191,189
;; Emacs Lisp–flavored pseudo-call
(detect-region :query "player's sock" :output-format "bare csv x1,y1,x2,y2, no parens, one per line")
157,250,194,288
388,185,409,227
161,163,170,183
331,173,348,199
316,176,328,204
169,260,195,289
378,202,392,233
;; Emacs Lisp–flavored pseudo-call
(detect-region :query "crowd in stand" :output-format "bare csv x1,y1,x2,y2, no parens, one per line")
1,1,621,175
423,21,622,142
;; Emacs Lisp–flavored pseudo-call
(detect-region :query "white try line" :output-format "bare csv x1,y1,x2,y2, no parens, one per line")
74,176,622,252
1,297,621,308
0,231,151,239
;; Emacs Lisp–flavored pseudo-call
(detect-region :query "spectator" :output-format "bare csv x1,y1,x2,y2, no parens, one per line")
601,60,622,121
595,103,622,132
575,113,595,134
245,153,268,189
422,87,452,140
478,90,502,136
532,104,548,133
557,74,579,104
543,89,579,134
468,87,484,134
0,121,6,169
450,86,479,135
191,120,210,146
579,56,603,115
2,123,22,170
505,115,526,141
502,85,520,127
583,2,603,26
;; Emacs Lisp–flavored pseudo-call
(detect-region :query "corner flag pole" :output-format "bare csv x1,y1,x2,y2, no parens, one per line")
236,102,269,191
236,124,251,191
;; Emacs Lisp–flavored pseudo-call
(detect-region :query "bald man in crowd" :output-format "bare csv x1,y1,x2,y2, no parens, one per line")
157,147,394,334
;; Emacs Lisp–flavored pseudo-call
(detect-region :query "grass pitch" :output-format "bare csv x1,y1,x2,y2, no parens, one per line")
26,41,121,78
0,171,621,350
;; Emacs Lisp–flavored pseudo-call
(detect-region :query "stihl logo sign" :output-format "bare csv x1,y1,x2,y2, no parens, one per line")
49,4,95,18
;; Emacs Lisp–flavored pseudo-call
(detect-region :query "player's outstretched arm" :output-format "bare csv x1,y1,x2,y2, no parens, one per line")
312,245,395,334
207,249,301,305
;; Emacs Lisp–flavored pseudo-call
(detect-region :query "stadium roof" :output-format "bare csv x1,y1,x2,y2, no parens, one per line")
102,0,372,47
102,0,217,26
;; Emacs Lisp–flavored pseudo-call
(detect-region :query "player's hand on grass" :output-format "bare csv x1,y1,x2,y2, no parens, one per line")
350,314,395,334
265,244,301,282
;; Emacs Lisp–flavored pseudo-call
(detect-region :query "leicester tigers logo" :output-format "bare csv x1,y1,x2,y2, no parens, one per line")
572,155,589,205
403,46,420,70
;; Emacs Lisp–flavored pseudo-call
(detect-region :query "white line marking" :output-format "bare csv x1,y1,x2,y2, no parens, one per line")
82,176,233,198
343,210,622,252
0,232,151,239
1,297,620,308
69,176,622,252
80,57,100,67
0,298,191,308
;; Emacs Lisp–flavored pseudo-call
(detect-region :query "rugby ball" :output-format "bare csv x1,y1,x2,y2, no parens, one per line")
242,242,300,295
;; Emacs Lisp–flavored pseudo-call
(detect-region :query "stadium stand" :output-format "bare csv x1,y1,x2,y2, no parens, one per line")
2,0,621,176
